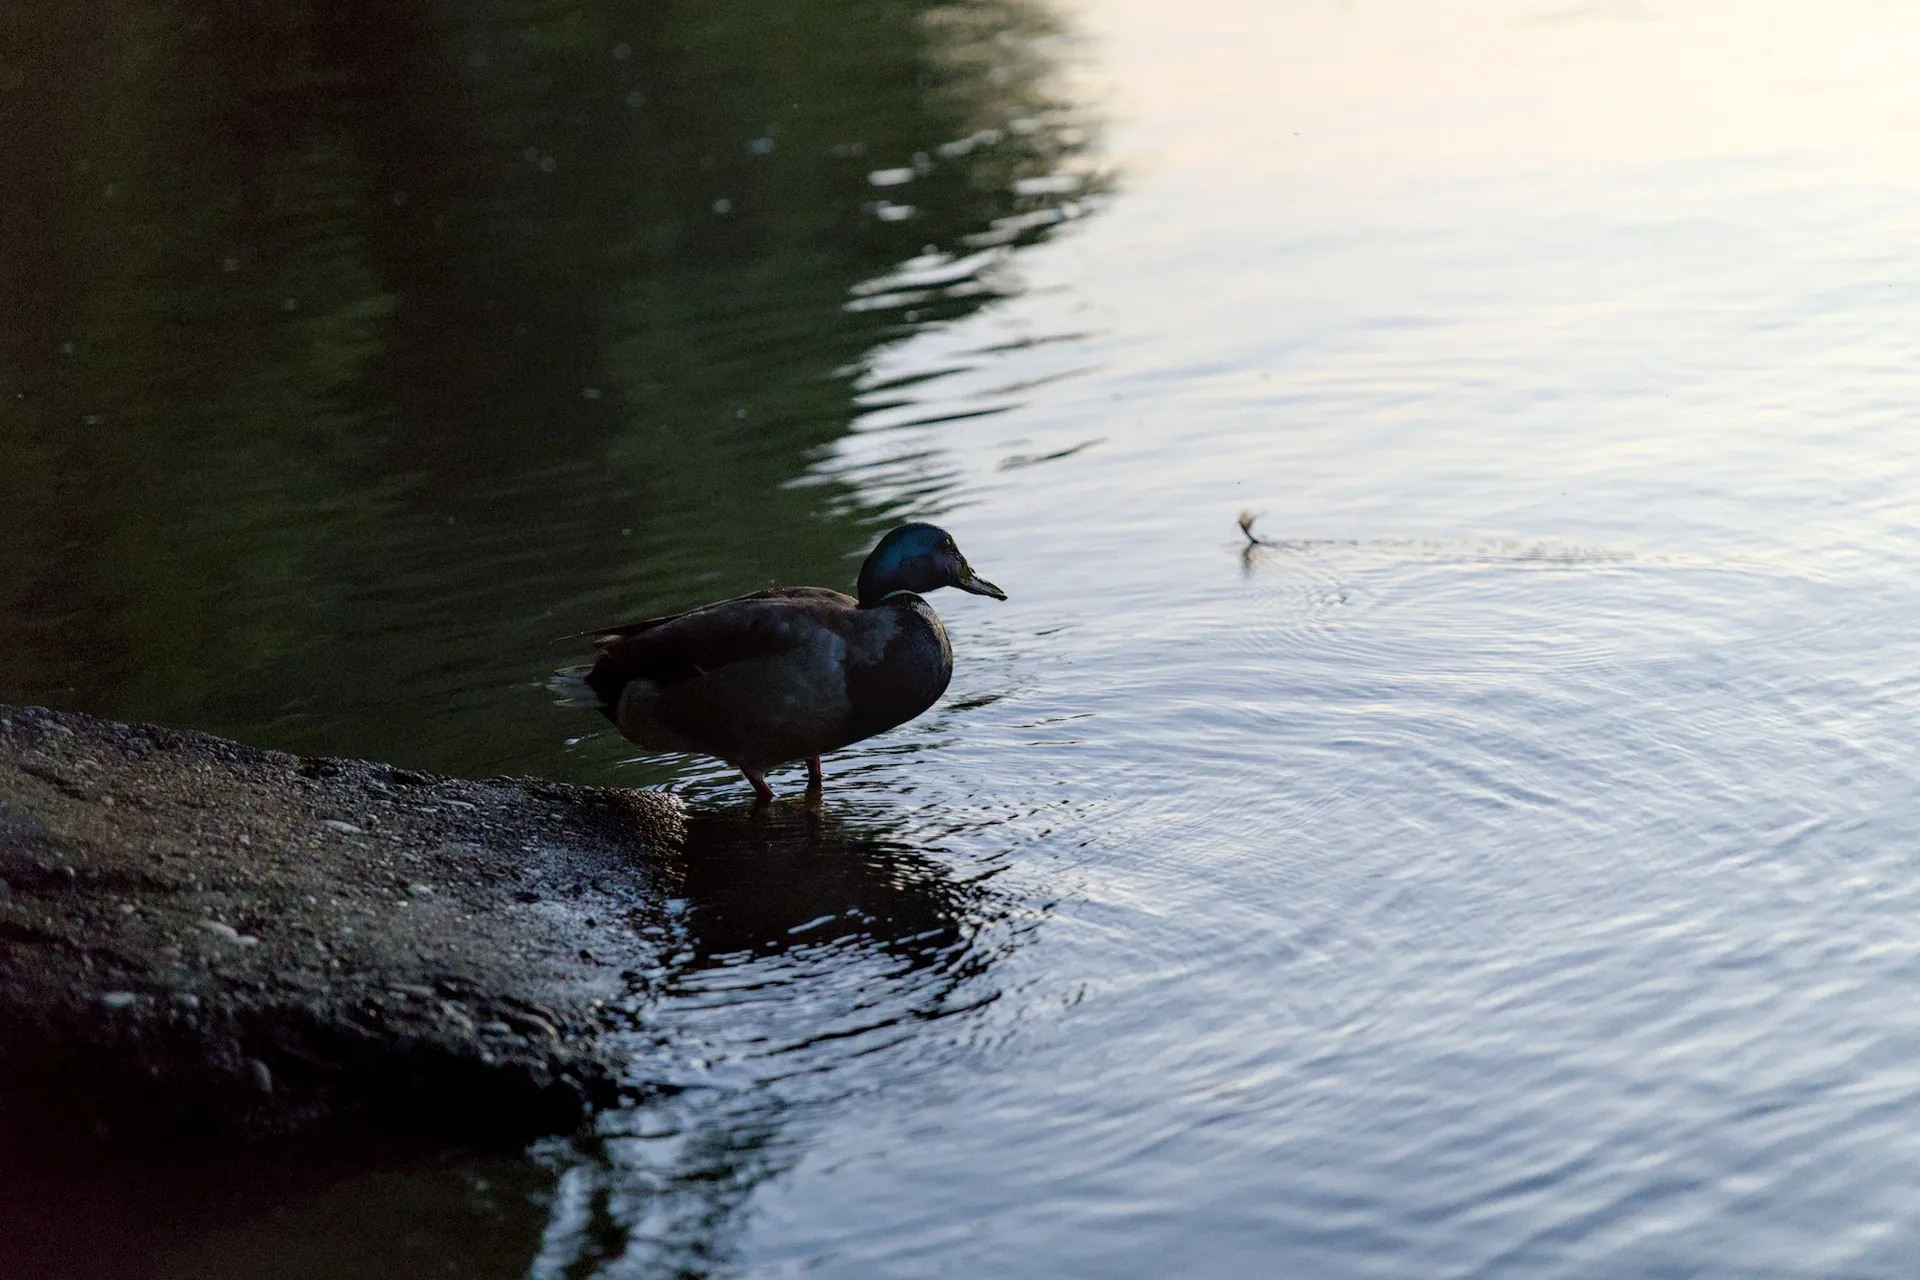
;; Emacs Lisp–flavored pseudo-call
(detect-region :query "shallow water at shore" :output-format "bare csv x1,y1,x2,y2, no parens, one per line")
10,0,1920,1275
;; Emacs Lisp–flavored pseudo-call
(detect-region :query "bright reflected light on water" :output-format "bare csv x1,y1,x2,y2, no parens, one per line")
1096,0,1920,180
762,2,1920,1276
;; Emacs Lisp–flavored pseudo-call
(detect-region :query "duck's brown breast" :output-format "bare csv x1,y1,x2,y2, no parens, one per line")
837,595,953,748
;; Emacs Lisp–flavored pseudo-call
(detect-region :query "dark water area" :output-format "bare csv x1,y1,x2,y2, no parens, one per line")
12,0,1920,1275
0,0,1089,783
2,0,1087,1271
3,1137,552,1280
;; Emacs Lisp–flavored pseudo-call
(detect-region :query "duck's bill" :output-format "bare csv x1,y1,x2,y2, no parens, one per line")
956,568,1008,600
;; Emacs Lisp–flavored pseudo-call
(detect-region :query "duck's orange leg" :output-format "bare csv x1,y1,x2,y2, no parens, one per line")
741,768,774,805
806,756,824,791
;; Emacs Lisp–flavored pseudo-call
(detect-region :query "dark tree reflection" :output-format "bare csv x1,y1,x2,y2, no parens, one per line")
0,0,1096,778
0,3,1083,1272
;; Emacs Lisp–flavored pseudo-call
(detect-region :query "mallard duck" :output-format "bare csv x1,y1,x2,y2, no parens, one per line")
556,523,1006,802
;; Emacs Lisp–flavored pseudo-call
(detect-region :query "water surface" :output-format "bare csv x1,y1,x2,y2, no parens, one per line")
8,0,1920,1276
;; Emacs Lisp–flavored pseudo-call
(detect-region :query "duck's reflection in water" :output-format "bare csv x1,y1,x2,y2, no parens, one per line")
528,799,1010,1278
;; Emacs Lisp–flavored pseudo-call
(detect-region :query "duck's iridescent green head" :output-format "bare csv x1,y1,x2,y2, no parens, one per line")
856,523,1007,608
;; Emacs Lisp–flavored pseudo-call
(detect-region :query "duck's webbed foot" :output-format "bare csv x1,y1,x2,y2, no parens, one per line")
741,768,775,805
805,756,824,791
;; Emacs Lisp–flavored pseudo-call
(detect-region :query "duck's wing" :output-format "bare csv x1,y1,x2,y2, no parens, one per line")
579,587,845,646
581,588,856,697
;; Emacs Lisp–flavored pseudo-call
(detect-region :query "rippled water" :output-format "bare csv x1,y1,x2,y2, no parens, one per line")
11,0,1920,1275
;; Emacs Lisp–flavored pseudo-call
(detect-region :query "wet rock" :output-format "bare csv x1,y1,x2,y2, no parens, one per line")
0,705,681,1146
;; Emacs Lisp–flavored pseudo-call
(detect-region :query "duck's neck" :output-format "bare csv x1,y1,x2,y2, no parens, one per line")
856,586,919,609
856,559,913,607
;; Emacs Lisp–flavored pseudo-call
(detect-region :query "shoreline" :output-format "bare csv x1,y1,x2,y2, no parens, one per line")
0,705,677,1145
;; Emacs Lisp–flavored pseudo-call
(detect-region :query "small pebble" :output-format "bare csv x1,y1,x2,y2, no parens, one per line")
248,1058,273,1094
198,920,240,941
99,991,139,1009
170,992,202,1009
479,1021,514,1036
323,820,364,835
408,883,435,898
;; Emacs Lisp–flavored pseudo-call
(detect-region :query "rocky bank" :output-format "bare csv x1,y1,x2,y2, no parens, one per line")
0,705,680,1145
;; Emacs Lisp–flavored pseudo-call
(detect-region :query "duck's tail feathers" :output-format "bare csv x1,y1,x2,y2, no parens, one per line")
549,664,608,708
